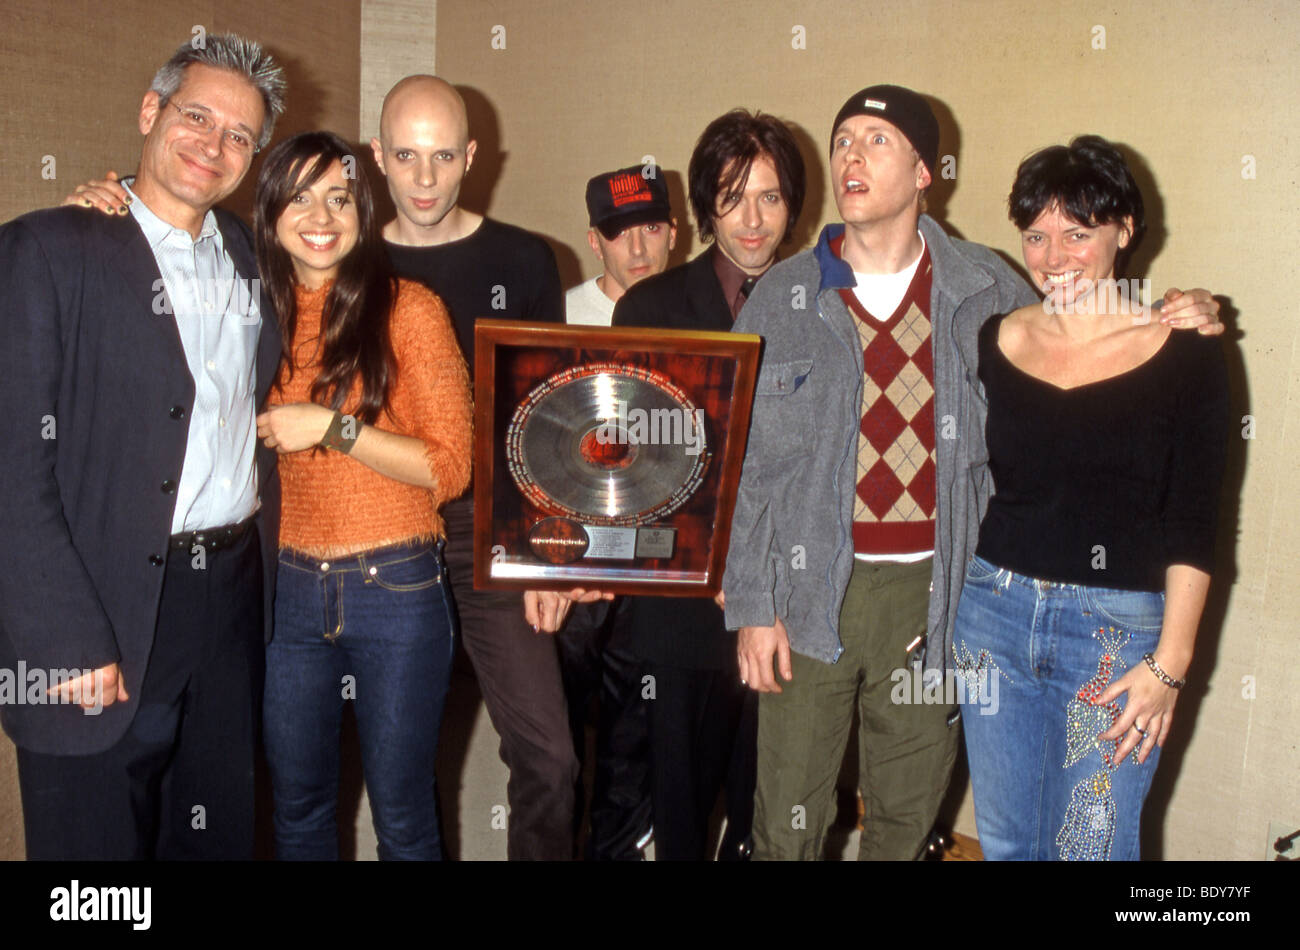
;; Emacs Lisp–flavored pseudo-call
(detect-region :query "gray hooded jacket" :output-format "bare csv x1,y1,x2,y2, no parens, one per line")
722,215,1037,671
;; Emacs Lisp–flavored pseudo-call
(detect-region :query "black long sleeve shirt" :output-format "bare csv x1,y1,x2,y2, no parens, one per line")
385,217,563,374
975,313,1230,592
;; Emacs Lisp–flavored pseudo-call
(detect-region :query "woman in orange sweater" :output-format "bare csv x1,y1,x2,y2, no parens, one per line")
253,131,471,860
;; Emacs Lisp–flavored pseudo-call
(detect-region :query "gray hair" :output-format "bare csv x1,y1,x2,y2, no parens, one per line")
150,34,286,149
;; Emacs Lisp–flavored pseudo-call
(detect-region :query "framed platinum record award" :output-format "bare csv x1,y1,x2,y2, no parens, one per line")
473,320,761,597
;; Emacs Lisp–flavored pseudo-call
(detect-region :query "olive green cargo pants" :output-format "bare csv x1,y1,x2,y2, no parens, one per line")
752,557,959,860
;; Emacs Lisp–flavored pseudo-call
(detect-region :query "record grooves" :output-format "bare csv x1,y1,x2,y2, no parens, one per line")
505,362,710,526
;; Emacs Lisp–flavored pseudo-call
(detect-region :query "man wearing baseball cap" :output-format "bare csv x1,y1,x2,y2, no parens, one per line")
555,165,676,859
722,85,1222,860
566,164,677,326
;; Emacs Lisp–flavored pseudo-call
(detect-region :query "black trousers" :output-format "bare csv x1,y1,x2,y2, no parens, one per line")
442,497,578,860
644,660,757,861
557,598,652,860
17,527,264,860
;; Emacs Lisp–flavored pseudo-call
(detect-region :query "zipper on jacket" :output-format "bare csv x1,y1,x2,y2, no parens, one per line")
816,296,862,657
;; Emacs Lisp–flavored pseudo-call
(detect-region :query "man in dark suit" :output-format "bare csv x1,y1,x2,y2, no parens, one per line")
608,110,807,860
0,34,286,860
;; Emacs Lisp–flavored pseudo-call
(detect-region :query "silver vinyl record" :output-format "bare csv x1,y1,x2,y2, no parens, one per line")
506,363,709,525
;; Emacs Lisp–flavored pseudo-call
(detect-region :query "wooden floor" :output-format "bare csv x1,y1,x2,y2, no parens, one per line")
938,832,983,861
854,791,984,860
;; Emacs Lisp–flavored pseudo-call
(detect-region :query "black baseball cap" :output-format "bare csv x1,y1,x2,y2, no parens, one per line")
830,85,939,176
586,165,672,240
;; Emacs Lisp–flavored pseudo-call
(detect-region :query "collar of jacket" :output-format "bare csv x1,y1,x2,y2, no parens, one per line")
813,216,998,305
917,214,997,307
812,223,855,293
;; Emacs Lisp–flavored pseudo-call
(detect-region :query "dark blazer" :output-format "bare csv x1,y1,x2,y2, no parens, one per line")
0,206,281,755
610,250,735,670
613,248,733,334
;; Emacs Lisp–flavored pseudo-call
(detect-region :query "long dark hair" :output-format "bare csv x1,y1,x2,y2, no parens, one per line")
254,131,397,424
688,109,806,244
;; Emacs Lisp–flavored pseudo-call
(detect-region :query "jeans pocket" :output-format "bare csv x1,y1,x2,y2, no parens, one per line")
1083,588,1165,633
365,548,442,592
963,554,1003,586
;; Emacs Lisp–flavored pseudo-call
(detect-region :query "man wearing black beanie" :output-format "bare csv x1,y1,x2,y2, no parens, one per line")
723,85,1223,860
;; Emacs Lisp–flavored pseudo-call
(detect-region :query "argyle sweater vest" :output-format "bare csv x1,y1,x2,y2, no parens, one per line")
832,239,936,556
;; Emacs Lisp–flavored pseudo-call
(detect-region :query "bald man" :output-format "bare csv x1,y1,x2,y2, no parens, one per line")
371,75,572,861
372,75,562,363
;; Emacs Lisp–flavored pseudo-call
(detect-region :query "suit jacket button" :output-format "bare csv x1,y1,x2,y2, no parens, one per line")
169,405,186,420
161,479,176,494
149,554,164,566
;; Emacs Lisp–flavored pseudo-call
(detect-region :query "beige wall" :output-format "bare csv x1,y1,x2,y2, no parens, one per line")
0,0,361,224
361,0,437,144
0,0,361,860
433,0,1299,859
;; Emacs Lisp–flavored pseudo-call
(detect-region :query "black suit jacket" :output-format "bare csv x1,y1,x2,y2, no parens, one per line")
610,250,735,670
0,206,281,755
613,248,733,334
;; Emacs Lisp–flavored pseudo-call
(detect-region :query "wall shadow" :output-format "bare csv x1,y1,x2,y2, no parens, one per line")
1142,295,1246,860
1118,141,1167,280
783,117,826,254
456,84,580,292
456,85,501,218
924,95,961,236
660,167,693,272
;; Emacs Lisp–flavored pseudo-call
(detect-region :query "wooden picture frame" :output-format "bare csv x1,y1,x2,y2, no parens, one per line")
473,320,761,597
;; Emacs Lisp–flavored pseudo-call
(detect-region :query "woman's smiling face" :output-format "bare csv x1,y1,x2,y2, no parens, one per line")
1021,202,1132,311
275,158,359,288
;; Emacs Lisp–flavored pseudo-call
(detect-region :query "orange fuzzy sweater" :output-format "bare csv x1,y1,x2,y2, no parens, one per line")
269,278,472,557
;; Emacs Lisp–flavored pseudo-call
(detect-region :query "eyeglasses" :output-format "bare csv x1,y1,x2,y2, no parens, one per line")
164,99,259,155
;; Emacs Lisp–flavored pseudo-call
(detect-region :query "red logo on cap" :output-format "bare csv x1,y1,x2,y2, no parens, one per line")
608,172,651,208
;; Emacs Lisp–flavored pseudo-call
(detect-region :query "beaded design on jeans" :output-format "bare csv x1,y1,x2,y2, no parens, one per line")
952,640,1011,702
1058,770,1116,861
1057,625,1136,860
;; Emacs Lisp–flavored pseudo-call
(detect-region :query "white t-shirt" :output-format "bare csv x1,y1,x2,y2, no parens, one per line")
850,230,926,322
565,276,616,326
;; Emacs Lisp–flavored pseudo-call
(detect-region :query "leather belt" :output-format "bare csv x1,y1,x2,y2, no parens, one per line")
169,517,255,553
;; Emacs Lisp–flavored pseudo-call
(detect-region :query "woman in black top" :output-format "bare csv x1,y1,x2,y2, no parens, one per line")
952,136,1229,860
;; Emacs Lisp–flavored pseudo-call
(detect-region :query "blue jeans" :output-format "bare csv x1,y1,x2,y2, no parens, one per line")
263,541,455,860
953,555,1164,861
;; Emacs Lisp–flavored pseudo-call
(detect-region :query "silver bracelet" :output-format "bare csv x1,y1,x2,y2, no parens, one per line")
1142,652,1185,689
